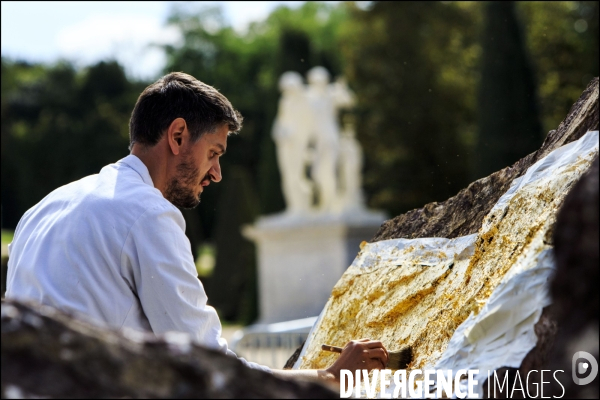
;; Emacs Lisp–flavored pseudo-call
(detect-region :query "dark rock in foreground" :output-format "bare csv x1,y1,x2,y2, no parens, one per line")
1,300,337,398
547,156,599,399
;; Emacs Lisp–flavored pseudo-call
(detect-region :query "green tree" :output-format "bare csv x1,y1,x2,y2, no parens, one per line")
341,1,597,215
1,59,142,229
519,1,599,134
475,1,543,179
342,2,478,217
207,166,259,324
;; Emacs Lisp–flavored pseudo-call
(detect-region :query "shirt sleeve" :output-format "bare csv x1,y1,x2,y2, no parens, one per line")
122,205,271,373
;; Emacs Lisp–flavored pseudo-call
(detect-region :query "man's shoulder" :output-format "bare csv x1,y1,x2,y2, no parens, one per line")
96,160,181,219
27,158,181,228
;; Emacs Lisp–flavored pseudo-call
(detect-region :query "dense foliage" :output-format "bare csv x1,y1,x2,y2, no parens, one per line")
1,61,145,228
344,1,598,215
344,2,479,214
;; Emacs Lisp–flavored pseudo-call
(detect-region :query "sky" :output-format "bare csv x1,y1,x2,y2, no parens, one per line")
0,1,311,80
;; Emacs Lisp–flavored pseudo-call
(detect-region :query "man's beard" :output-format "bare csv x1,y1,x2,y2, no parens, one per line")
164,156,205,209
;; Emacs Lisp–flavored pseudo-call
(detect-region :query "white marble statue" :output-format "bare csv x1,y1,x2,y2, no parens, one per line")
306,67,339,212
273,67,362,216
272,71,313,214
248,70,387,324
337,114,366,213
306,67,356,213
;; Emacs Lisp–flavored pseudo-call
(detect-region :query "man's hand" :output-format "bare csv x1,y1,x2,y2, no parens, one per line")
324,339,389,382
271,338,388,388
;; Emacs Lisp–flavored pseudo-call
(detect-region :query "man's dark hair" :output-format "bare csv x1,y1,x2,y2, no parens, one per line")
129,72,242,149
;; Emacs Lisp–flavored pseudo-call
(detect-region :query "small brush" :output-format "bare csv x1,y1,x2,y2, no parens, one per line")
321,344,412,370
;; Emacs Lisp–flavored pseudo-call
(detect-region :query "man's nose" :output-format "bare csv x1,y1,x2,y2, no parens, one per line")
210,160,222,183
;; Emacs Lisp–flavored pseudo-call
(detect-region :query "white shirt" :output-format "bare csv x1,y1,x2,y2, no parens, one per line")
6,155,270,373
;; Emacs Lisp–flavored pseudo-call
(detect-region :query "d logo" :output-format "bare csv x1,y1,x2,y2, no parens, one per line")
572,351,598,385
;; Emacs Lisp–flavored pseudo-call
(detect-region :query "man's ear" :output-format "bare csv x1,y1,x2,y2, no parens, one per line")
167,118,187,156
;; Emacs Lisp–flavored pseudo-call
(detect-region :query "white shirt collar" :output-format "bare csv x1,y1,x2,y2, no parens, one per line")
117,154,155,187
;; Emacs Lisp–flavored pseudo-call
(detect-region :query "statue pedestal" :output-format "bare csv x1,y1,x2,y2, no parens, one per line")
243,210,386,323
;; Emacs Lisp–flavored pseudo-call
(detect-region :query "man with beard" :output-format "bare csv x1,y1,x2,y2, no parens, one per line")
5,72,388,383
